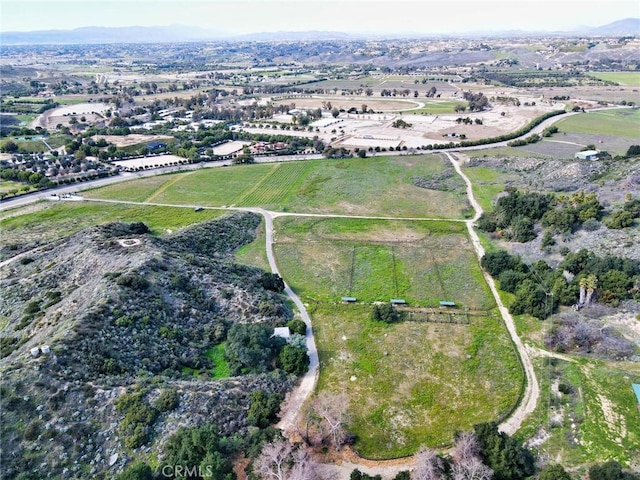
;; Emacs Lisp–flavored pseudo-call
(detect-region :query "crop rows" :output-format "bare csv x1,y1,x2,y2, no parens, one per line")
236,162,312,207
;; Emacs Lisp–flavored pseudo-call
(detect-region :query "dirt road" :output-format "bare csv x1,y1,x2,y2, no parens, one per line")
444,152,539,436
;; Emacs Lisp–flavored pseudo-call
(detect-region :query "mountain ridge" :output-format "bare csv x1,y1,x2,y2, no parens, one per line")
1,18,638,45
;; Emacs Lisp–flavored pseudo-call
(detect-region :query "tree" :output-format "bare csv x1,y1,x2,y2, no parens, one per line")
473,422,535,480
260,272,285,292
287,318,307,336
248,390,283,428
278,345,309,375
452,432,481,465
539,464,572,480
1,140,18,153
588,461,636,480
412,446,447,480
309,391,351,448
254,440,317,480
225,323,279,375
625,145,640,157
452,457,493,480
331,108,340,118
371,303,402,323
606,210,634,229
115,462,153,480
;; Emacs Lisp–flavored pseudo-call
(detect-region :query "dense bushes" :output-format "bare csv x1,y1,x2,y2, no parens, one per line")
225,323,282,375
371,303,404,323
474,422,536,480
483,248,640,318
477,189,552,242
247,390,283,428
278,344,309,375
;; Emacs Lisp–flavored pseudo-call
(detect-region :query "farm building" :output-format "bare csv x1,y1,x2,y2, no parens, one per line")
341,297,357,303
633,384,640,406
574,150,599,160
439,301,456,307
390,298,406,305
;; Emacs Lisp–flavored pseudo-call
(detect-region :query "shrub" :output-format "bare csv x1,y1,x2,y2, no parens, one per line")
558,383,573,395
116,462,153,480
116,274,150,291
582,218,601,231
607,210,634,229
371,303,402,323
287,318,307,336
154,389,180,413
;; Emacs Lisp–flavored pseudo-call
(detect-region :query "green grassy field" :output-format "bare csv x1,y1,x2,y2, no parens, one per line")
0,201,225,247
274,216,494,309
460,165,519,212
556,108,640,138
517,356,640,468
86,156,470,218
408,101,468,115
234,218,270,272
586,72,640,86
312,304,522,458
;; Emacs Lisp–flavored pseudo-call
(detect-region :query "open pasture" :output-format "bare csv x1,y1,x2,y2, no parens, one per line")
86,155,470,218
587,72,640,86
555,108,640,138
0,201,225,250
273,216,494,309
313,303,522,458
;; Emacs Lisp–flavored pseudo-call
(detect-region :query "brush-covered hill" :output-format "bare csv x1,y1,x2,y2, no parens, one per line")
0,212,298,479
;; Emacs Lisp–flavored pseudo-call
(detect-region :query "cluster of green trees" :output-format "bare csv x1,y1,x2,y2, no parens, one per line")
482,247,640,318
606,198,640,229
477,189,552,242
225,322,309,376
462,91,490,111
541,191,604,234
478,189,608,242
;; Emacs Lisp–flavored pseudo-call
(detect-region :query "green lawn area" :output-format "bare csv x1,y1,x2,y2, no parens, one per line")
312,304,522,458
408,101,468,115
586,72,640,86
274,216,494,309
556,108,640,138
0,201,225,247
86,156,470,218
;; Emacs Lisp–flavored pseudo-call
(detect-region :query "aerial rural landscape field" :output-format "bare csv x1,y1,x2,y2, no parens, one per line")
1,2,639,480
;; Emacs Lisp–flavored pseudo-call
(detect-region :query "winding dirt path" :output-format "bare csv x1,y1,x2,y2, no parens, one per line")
444,152,539,436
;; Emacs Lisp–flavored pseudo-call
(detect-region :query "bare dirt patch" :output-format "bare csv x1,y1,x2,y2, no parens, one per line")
92,134,173,147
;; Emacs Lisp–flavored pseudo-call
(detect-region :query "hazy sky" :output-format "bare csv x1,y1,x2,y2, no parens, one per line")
2,0,639,34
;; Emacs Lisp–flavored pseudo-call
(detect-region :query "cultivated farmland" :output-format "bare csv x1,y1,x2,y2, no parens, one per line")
85,155,471,218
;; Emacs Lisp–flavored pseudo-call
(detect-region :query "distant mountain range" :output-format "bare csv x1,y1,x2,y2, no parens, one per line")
1,18,638,45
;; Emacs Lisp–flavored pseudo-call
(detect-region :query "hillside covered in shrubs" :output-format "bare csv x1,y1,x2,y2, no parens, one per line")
0,213,306,479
